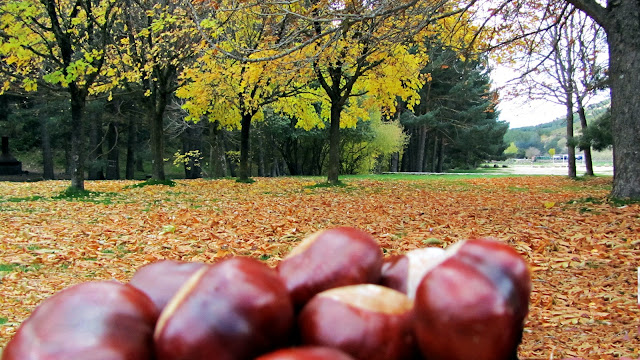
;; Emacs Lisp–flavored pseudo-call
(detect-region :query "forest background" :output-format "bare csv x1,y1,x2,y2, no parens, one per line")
0,0,620,188
1,0,639,358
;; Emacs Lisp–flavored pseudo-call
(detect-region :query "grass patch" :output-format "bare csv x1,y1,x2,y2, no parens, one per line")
1,195,45,203
608,196,640,207
346,173,511,182
52,187,118,204
235,177,256,184
304,180,348,189
567,197,604,205
446,167,504,173
123,179,177,189
0,263,41,273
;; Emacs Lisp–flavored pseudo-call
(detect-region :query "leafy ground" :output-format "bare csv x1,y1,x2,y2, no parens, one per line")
0,175,638,359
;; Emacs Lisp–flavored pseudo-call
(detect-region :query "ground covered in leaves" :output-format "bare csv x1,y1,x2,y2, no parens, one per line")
0,175,638,359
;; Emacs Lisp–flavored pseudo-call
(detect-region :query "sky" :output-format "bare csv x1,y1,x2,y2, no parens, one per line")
496,97,567,129
491,65,568,129
490,61,609,130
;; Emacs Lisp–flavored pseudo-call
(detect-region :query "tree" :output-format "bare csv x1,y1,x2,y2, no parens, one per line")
179,2,307,182
504,142,519,157
557,0,639,198
514,7,606,177
114,0,201,180
275,1,441,184
578,108,612,151
525,146,541,159
400,43,506,172
0,0,121,190
196,0,478,184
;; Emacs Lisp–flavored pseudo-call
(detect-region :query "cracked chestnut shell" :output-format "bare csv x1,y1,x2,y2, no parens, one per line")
299,284,417,360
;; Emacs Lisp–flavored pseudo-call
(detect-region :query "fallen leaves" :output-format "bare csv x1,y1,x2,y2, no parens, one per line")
0,176,638,359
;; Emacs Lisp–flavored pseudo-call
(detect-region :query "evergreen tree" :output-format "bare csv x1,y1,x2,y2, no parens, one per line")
400,44,507,172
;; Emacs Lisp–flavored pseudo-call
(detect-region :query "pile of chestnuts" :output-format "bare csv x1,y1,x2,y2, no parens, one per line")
3,226,533,360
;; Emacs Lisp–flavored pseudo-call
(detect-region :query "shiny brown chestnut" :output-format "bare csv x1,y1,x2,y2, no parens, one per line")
154,256,294,360
380,247,446,299
3,281,158,360
129,259,206,311
277,227,383,309
255,346,357,360
299,284,416,360
413,238,531,360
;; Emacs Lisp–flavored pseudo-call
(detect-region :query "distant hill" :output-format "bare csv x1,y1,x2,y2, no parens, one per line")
504,98,611,160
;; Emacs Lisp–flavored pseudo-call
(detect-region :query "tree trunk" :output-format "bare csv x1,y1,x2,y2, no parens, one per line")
217,130,229,177
257,130,266,177
423,131,432,172
575,97,594,176
431,134,439,173
390,152,399,172
69,85,86,190
238,112,253,182
436,137,444,173
182,123,203,179
208,122,226,178
416,125,427,172
565,95,577,178
607,3,640,199
149,109,166,181
222,131,236,177
327,102,342,184
125,118,136,179
567,0,640,199
106,122,120,180
40,113,55,180
88,113,104,180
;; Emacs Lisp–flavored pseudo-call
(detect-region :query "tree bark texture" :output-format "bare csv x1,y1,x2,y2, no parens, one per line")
106,122,120,180
125,118,136,179
238,112,253,181
327,103,342,184
69,85,86,190
149,106,166,181
436,136,444,173
182,123,203,179
567,0,640,198
87,112,104,180
575,98,594,176
416,126,427,172
607,2,640,198
39,113,55,180
566,96,577,178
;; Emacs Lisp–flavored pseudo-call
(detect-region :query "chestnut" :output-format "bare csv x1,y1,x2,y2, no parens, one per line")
413,238,531,360
154,256,294,360
298,284,417,360
255,346,357,360
450,238,531,321
380,247,446,299
3,281,158,360
129,259,206,311
277,227,383,309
